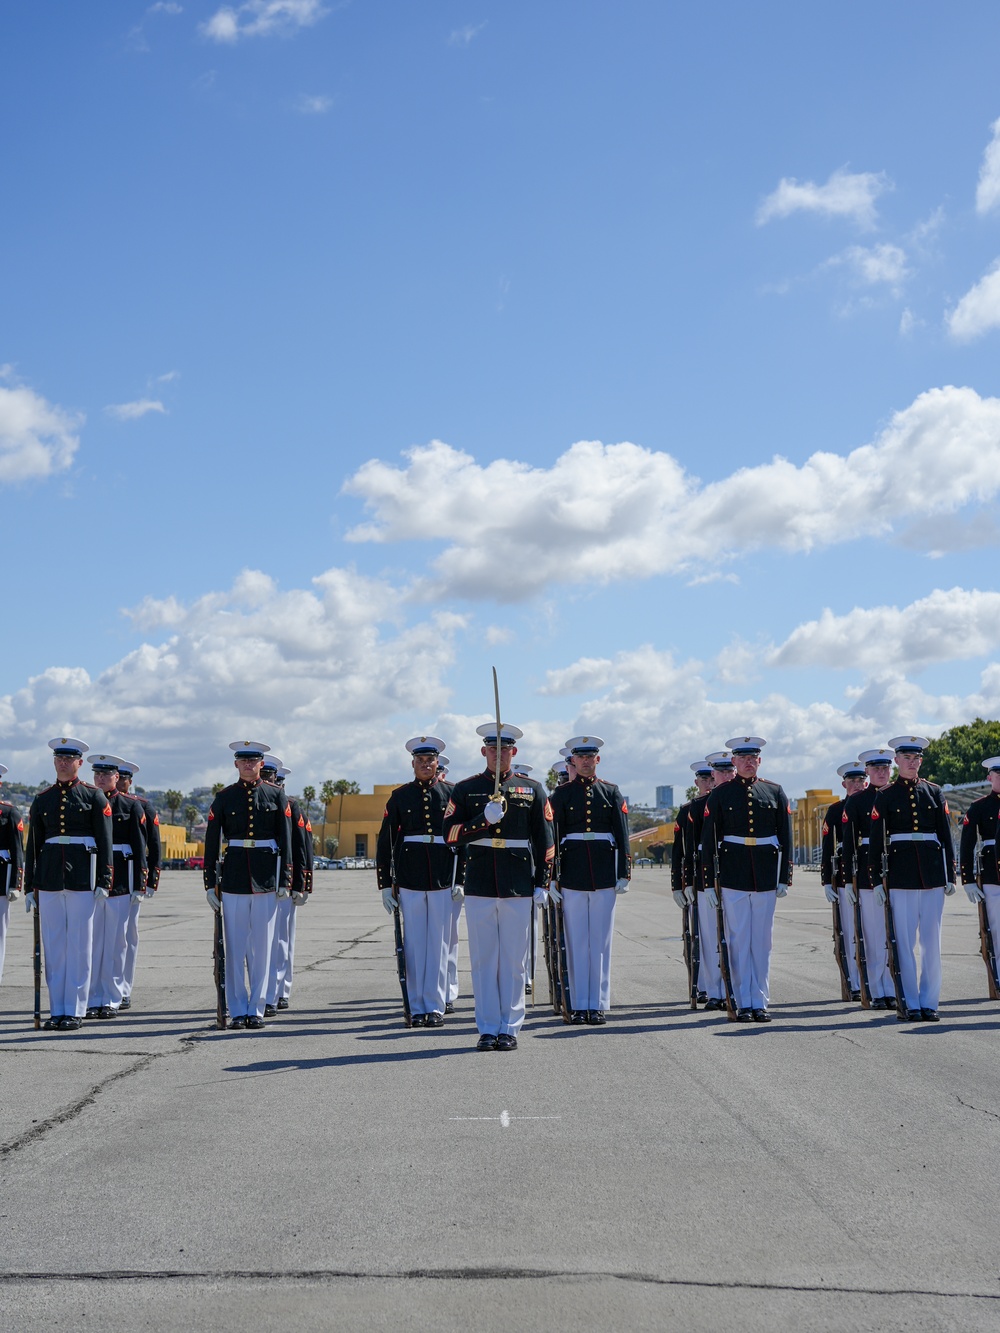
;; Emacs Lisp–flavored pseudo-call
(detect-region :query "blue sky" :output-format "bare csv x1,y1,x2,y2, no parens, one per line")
3,1,1000,800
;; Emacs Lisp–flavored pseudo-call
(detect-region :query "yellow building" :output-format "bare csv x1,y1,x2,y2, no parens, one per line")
158,822,203,861
792,788,835,865
319,784,403,859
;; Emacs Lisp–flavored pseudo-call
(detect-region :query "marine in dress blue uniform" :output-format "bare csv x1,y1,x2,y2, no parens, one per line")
820,761,867,1000
86,755,147,1018
443,723,554,1050
436,755,462,1013
0,763,25,989
115,760,161,1011
376,736,457,1026
840,748,896,1008
261,759,310,1015
960,756,1000,990
700,736,793,1022
548,737,630,1024
868,736,956,1021
24,739,114,1030
203,741,293,1029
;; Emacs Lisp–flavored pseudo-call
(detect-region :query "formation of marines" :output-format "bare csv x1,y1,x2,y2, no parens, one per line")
3,720,998,1038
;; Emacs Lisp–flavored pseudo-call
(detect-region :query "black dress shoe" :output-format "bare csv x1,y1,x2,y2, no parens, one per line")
752,1009,771,1023
476,1033,498,1051
410,1013,426,1027
60,1016,83,1030
570,1010,586,1025
86,1007,100,1019
871,997,887,1010
897,1008,915,1022
119,996,132,1011
884,995,898,1010
43,1016,64,1030
850,991,862,1002
736,1009,753,1023
263,1004,277,1017
276,997,289,1010
921,1008,940,1022
246,1016,265,1029
229,1016,247,1030
496,1033,517,1051
697,991,708,1004
525,980,533,995
592,1010,607,1025
585,1010,600,1025
703,998,722,1011
426,1012,444,1027
444,1001,455,1014
98,1006,115,1019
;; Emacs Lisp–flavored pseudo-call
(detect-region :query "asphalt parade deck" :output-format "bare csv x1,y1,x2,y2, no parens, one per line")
0,867,997,1332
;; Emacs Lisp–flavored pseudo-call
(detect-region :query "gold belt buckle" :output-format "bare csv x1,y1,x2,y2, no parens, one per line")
745,837,757,846
491,837,505,849
244,839,257,848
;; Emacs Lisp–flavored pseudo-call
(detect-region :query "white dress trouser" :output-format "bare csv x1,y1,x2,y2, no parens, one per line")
836,885,860,991
267,895,297,1004
858,888,892,999
889,887,944,1012
562,886,616,1011
123,895,142,999
89,895,130,1009
721,887,776,1011
695,892,722,1000
447,896,462,1002
0,894,9,987
398,887,452,1016
983,884,1000,948
40,890,95,1018
465,895,531,1036
222,892,278,1019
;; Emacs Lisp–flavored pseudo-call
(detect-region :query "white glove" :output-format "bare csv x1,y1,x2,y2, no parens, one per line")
381,886,397,914
7,887,20,903
533,886,548,906
776,883,788,898
615,878,629,895
965,882,986,903
822,883,837,904
484,800,505,825
94,883,110,899
276,883,290,900
684,885,694,904
944,881,957,897
291,891,308,905
672,889,687,910
451,881,465,901
25,891,35,913
548,882,562,904
846,881,857,904
130,891,144,903
206,888,221,912
143,887,156,900
706,883,719,909
874,883,887,906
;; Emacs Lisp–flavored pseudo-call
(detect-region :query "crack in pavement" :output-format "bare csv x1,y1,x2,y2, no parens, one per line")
0,1268,995,1300
301,925,384,971
956,1094,1000,1123
0,1033,201,1159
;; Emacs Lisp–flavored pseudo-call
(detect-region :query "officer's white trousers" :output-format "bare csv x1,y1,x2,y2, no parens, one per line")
0,894,9,987
890,887,944,1013
562,886,616,1011
465,895,531,1036
983,884,1000,952
695,892,722,1000
89,895,130,1008
123,894,142,999
398,887,451,1017
721,887,776,1011
222,892,277,1019
836,885,860,991
267,895,297,1004
858,888,892,999
447,896,462,1002
40,889,95,1018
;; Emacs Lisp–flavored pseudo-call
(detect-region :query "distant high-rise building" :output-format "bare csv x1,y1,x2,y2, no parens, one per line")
655,784,674,810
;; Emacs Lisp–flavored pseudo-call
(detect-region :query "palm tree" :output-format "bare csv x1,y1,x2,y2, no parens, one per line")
211,782,225,796
320,779,337,857
301,786,316,826
184,805,199,838
165,790,183,824
332,778,360,853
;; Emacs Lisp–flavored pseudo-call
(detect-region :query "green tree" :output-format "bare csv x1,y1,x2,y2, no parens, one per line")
545,767,559,793
324,836,339,858
685,784,698,802
184,805,199,838
332,779,361,851
320,779,337,858
922,718,1000,785
301,785,316,824
165,789,183,824
211,782,225,796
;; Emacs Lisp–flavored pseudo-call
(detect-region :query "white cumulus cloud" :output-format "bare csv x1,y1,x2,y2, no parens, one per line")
756,167,890,229
828,242,909,288
296,93,332,114
947,259,1000,341
201,0,327,42
0,374,82,484
449,22,487,46
342,385,1000,601
105,399,167,421
976,117,1000,215
768,588,1000,673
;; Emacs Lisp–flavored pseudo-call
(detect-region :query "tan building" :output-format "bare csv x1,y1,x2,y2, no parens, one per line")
159,822,203,861
792,788,835,865
319,784,403,859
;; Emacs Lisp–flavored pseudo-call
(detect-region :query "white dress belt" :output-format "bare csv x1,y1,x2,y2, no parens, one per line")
112,843,134,855
403,834,444,844
45,836,96,848
723,835,779,848
470,838,531,850
227,838,278,851
562,832,616,843
889,833,939,843
981,839,996,848
0,850,10,862
859,837,870,845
